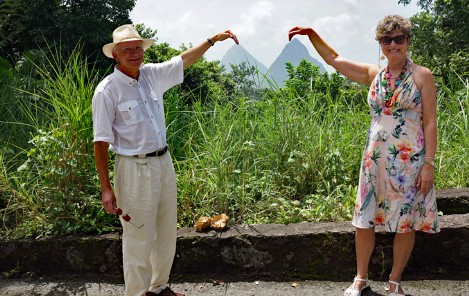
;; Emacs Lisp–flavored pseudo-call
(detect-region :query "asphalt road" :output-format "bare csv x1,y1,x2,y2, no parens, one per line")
0,278,468,295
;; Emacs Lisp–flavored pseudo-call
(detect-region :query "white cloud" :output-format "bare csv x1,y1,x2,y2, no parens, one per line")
313,13,357,35
344,0,358,6
244,1,274,20
129,0,423,69
153,11,199,48
233,1,274,36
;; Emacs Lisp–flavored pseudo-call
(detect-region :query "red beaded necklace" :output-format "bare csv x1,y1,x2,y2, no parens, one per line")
382,59,408,102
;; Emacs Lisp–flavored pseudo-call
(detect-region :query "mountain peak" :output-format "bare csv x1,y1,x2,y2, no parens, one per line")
220,45,268,74
274,38,312,66
284,38,310,55
220,39,326,88
287,37,303,46
267,38,326,87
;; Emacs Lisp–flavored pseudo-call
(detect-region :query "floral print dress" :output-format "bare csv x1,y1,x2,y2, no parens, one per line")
353,60,440,233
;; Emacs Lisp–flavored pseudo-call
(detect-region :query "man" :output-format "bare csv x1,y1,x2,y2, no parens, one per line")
92,24,238,296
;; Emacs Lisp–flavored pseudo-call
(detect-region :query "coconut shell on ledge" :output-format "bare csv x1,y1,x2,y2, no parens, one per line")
194,216,212,232
211,214,229,230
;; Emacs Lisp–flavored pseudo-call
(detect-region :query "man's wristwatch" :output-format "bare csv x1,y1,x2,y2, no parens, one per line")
207,38,215,46
424,159,435,167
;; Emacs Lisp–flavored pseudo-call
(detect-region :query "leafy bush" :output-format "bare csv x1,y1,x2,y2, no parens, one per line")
0,47,468,239
0,46,116,238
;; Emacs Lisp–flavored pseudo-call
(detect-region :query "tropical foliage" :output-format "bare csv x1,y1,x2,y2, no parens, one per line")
0,1,467,238
400,0,469,80
0,0,136,69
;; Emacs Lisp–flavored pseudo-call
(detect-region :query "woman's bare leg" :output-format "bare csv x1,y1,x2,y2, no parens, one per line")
389,230,416,294
345,227,375,294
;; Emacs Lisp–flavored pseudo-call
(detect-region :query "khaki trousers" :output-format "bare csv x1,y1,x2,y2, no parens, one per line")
115,152,177,296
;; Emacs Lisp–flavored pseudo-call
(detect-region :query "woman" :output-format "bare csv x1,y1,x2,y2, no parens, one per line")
288,15,440,296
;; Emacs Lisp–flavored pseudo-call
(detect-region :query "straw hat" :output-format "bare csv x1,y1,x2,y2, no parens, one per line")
102,24,155,58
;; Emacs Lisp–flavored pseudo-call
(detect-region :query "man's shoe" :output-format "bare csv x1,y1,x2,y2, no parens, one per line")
146,287,185,296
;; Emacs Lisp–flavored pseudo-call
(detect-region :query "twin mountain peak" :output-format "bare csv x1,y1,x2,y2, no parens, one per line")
220,38,326,87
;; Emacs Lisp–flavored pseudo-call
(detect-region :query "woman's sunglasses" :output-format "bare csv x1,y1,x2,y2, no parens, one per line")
379,35,408,45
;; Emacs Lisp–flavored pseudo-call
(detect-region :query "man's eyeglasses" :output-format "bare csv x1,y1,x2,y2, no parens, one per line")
117,208,144,229
379,35,408,45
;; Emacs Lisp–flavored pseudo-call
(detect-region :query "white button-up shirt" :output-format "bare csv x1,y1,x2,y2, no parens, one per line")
92,56,183,156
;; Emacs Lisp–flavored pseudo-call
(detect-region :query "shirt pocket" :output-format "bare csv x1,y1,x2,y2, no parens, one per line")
117,100,143,126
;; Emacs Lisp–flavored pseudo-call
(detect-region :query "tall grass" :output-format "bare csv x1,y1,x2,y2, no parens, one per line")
168,85,368,226
0,70,35,158
0,47,115,238
0,49,468,238
435,71,469,187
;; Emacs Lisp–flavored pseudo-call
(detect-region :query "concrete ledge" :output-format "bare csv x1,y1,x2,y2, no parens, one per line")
1,188,468,281
174,213,469,281
436,187,469,214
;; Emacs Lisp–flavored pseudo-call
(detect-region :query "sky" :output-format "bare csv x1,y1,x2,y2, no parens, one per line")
129,0,422,72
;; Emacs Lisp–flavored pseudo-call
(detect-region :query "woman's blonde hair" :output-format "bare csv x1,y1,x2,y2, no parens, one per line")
375,15,412,40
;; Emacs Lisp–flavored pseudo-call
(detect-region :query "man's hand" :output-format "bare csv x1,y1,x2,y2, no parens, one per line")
212,30,239,44
182,29,239,68
94,141,117,214
102,188,118,214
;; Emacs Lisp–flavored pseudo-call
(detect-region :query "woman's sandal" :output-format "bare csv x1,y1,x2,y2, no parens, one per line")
344,277,370,296
388,280,406,296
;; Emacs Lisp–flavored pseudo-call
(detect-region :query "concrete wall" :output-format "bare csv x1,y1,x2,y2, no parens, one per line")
0,188,468,281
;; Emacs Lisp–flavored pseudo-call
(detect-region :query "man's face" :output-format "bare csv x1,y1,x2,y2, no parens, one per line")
113,40,144,73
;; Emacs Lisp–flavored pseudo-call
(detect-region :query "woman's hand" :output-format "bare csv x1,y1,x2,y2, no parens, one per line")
416,164,434,194
288,26,379,85
288,26,317,41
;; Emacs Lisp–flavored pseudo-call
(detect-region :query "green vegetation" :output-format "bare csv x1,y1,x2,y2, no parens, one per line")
0,0,136,70
0,0,467,238
0,43,467,238
401,0,469,80
0,46,116,238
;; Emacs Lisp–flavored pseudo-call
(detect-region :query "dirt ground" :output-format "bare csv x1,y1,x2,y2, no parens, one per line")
0,278,468,296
